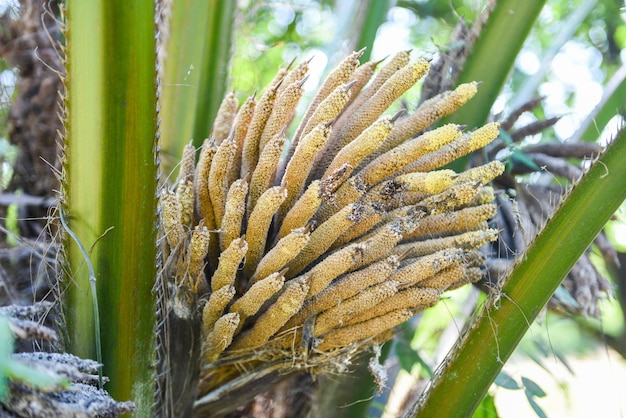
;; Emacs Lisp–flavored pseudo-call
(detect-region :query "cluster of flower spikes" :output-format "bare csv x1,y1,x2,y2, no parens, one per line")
158,49,504,408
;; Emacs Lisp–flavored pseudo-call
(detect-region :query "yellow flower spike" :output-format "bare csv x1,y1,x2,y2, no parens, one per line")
259,78,305,153
415,181,482,215
250,226,310,284
345,286,440,326
374,81,480,157
418,263,467,290
395,169,459,194
178,142,196,184
280,79,354,203
159,189,184,250
327,59,430,162
354,219,406,267
304,241,369,297
313,176,367,223
243,186,288,278
340,59,378,109
327,61,379,133
319,162,352,196
201,285,236,333
395,229,499,259
175,180,195,228
364,57,430,114
210,92,239,144
410,179,470,216
357,124,463,188
208,136,237,229
210,237,247,292
247,130,285,213
293,49,363,144
282,123,331,191
359,169,459,212
447,266,483,290
375,192,427,214
390,249,465,285
278,57,310,97
276,180,322,240
322,114,395,180
186,220,210,290
380,204,425,227
194,138,217,231
282,255,400,330
344,50,411,118
227,94,256,188
356,181,402,209
313,280,399,336
402,122,501,174
332,204,382,249
468,186,496,206
219,178,248,252
229,276,310,351
279,123,331,219
436,81,480,113
296,82,352,150
177,143,197,227
285,203,363,277
382,183,480,227
454,160,505,185
229,270,286,324
240,80,281,177
202,312,240,363
403,204,497,240
316,309,413,351
463,250,486,269
268,67,288,90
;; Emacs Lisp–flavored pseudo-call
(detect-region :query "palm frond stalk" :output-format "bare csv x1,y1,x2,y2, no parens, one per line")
61,0,158,413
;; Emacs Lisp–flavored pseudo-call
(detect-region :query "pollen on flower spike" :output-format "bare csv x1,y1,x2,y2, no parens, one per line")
161,49,503,416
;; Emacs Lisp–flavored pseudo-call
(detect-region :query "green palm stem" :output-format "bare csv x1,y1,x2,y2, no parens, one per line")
159,0,236,175
448,0,545,128
412,128,626,417
193,0,237,147
63,0,158,414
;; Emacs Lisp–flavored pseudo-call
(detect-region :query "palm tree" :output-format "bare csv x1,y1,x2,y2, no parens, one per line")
1,0,624,417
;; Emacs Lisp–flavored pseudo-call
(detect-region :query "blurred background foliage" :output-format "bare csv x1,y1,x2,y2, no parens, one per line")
227,0,625,140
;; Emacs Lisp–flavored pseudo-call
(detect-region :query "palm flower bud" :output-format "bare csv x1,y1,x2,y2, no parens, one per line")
159,189,183,250
219,178,248,251
201,313,240,363
211,92,239,144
